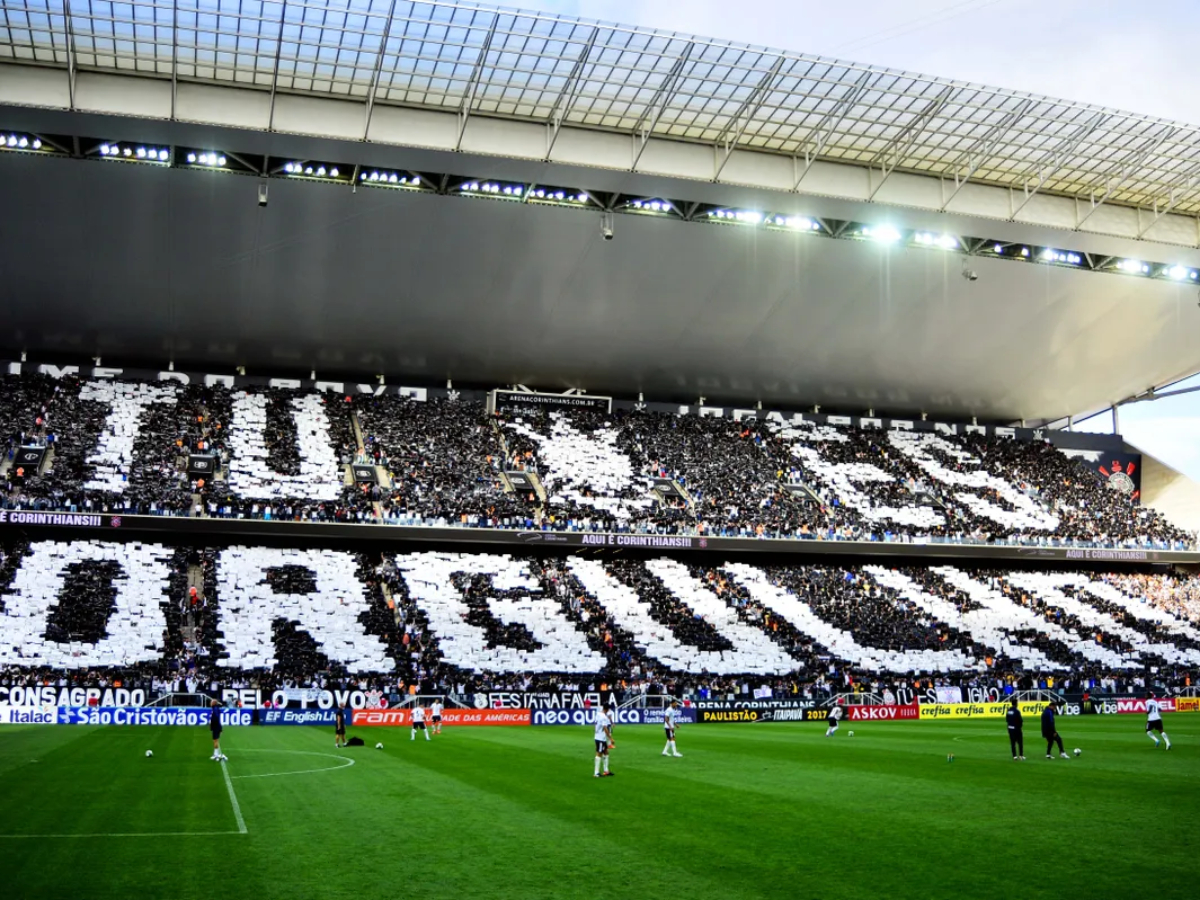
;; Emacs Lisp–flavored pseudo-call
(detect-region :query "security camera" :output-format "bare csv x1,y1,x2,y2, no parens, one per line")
963,269,978,282
257,184,269,208
601,211,614,242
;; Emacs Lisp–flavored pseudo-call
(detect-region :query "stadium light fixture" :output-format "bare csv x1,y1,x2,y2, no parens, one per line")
861,224,902,243
1164,264,1199,281
527,185,592,206
96,142,170,164
279,159,350,182
624,198,675,214
767,215,821,231
1040,248,1082,265
914,232,958,250
1116,259,1150,275
0,132,50,154
359,168,423,189
708,208,764,225
457,179,525,199
184,151,228,168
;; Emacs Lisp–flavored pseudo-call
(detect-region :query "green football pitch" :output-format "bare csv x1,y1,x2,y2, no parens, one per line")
0,718,1196,900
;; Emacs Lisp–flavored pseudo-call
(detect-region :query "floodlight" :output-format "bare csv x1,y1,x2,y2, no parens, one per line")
864,225,901,242
1117,259,1150,275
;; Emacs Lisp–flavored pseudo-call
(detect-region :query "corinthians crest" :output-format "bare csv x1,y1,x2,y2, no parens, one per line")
1098,459,1139,499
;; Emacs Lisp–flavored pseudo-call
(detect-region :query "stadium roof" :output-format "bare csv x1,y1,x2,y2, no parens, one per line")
3,0,1200,226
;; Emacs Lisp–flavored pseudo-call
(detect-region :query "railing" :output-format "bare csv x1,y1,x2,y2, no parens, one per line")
144,692,218,708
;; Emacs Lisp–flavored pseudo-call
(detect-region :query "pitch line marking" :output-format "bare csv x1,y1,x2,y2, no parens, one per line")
221,759,248,834
0,831,245,839
229,748,355,780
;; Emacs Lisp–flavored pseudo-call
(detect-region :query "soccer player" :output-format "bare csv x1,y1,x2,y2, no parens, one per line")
825,703,843,737
594,708,614,778
1145,692,1172,749
1041,699,1069,759
430,699,443,736
210,700,227,762
662,700,683,757
334,705,347,748
411,704,430,741
1006,697,1025,760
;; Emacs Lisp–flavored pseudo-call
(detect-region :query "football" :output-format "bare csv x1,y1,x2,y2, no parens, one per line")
1074,748,1082,756
145,750,153,758
848,731,854,737
375,742,384,749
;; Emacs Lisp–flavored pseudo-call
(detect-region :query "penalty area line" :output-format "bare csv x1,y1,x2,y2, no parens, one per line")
221,759,248,834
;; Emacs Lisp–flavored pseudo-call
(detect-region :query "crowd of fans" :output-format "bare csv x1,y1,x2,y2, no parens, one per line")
4,539,1196,702
0,375,1194,550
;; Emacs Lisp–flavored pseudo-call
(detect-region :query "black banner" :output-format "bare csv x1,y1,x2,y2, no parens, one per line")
0,510,1195,564
351,465,378,484
1061,450,1144,502
12,446,47,475
492,389,611,413
187,454,217,478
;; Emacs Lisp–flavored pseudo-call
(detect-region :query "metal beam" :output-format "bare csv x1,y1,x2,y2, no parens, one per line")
545,26,599,160
1136,157,1200,237
1076,126,1181,230
712,55,786,182
362,0,399,141
867,84,953,201
631,42,695,171
62,0,78,111
938,99,1032,211
455,14,500,152
267,1,288,132
792,69,875,190
169,0,178,119
1008,111,1109,221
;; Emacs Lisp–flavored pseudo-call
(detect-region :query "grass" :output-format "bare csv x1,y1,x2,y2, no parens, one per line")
0,718,1196,900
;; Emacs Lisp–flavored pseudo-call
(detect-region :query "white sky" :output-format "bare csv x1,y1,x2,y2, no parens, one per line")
514,0,1200,482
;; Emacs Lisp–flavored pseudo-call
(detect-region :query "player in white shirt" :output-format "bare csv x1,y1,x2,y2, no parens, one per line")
662,700,683,757
1145,692,1171,749
593,710,614,778
430,700,444,736
411,705,430,742
825,704,843,737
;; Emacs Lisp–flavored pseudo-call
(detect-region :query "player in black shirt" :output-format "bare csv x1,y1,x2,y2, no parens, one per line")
210,701,228,762
1041,700,1068,759
334,706,347,748
1005,698,1024,760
